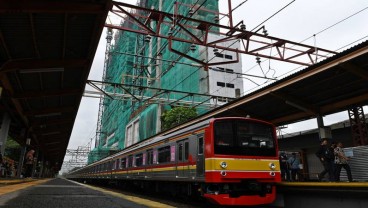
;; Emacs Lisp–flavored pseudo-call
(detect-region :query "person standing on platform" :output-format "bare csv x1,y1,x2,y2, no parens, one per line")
316,139,332,181
279,152,290,181
328,142,337,181
24,149,35,178
287,153,301,181
334,142,353,182
0,150,3,177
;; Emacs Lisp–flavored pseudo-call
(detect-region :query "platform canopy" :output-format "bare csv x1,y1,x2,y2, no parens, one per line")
0,0,111,170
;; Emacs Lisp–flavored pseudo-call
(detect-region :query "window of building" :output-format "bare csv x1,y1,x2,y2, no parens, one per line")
224,54,233,59
125,118,140,147
215,53,224,58
158,146,171,163
133,120,140,144
217,97,227,102
217,82,225,87
226,83,235,88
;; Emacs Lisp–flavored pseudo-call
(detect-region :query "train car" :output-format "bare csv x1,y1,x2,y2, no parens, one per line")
68,117,280,206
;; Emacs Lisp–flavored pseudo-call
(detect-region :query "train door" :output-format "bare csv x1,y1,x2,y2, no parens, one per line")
176,140,189,177
196,136,205,177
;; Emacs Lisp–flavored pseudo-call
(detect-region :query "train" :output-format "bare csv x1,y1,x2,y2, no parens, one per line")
67,117,280,206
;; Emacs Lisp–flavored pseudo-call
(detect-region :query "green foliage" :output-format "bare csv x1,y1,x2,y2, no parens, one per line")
161,107,197,130
4,137,21,161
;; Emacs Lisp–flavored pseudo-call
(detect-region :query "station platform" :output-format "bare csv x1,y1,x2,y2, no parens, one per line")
274,181,368,208
0,178,175,208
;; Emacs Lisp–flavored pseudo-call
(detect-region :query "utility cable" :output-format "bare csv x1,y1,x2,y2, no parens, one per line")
298,5,368,44
250,0,296,32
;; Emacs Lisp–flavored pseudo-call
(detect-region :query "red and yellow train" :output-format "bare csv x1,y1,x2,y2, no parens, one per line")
68,117,280,206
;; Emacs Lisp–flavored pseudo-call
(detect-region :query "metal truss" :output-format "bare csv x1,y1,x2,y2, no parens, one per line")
85,80,233,109
106,1,337,68
348,106,368,146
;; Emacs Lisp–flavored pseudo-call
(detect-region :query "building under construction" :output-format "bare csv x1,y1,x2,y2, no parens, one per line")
88,0,244,163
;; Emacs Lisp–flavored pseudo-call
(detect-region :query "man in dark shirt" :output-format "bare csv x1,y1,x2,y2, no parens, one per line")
316,139,332,181
279,152,290,181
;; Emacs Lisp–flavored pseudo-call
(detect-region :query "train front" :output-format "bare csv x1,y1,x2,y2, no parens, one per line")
203,117,280,206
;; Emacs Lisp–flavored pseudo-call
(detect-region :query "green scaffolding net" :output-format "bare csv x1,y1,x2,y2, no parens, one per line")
89,0,219,163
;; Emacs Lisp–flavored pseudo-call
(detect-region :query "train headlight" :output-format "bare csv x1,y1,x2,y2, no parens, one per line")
269,163,276,170
220,161,228,169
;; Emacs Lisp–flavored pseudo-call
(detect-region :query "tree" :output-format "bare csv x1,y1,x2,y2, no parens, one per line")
4,137,22,161
161,107,197,130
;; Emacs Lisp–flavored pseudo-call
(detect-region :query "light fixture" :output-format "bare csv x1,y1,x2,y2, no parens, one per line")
189,8,194,16
214,16,219,22
19,67,64,74
41,131,60,136
220,161,228,169
45,141,62,146
269,163,276,170
34,112,62,118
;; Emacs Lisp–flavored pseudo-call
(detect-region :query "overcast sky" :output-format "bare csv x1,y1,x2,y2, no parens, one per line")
66,0,368,153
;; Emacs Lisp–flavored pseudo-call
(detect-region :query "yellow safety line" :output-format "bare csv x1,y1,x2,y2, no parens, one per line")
72,180,176,208
0,179,51,195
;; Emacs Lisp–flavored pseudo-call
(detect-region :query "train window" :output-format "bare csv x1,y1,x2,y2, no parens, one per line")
146,149,153,165
135,153,143,167
214,120,276,156
120,158,126,169
158,146,171,163
184,142,189,160
114,159,119,169
128,155,133,167
198,137,204,155
214,122,234,146
178,143,183,161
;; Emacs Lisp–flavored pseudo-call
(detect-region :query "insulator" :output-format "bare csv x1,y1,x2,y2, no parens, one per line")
189,8,194,16
240,23,246,30
190,43,196,52
256,56,261,65
144,35,151,43
168,27,173,36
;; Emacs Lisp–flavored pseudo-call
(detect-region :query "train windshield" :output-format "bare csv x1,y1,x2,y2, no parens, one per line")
214,120,276,156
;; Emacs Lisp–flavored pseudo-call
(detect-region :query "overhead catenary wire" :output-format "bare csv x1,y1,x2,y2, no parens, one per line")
243,4,368,79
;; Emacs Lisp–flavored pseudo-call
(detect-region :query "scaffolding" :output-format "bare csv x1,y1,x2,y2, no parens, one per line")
88,0,337,162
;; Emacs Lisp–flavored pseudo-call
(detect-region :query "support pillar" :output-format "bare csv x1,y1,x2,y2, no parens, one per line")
0,113,11,155
348,106,368,146
317,115,331,141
